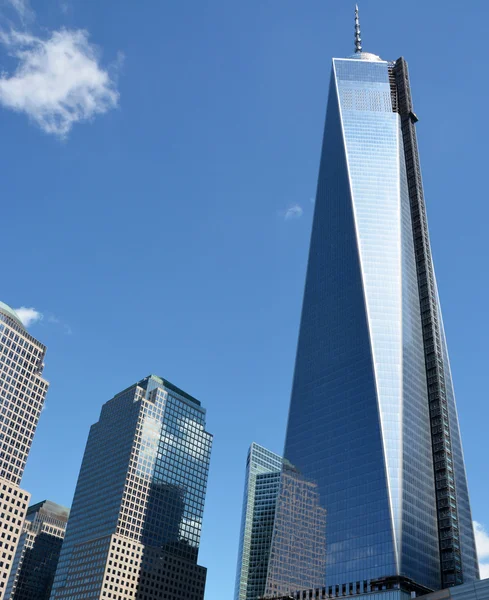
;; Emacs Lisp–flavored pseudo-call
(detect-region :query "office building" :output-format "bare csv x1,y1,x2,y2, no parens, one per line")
260,577,489,600
0,302,49,598
49,375,212,600
270,6,479,595
6,500,69,600
234,443,283,600
421,578,489,600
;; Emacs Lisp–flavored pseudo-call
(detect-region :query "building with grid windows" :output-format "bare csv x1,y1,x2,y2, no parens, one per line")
260,576,489,600
5,500,69,600
234,443,283,600
49,375,212,600
268,7,479,598
264,464,327,599
0,302,49,599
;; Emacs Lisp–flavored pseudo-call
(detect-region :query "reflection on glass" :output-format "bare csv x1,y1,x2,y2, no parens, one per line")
265,462,327,598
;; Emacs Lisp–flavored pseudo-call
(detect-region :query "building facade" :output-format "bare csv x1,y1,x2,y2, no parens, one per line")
264,463,327,598
5,500,69,600
421,578,489,600
234,443,283,600
49,375,212,600
261,588,413,600
0,302,49,598
260,577,489,600
271,8,479,596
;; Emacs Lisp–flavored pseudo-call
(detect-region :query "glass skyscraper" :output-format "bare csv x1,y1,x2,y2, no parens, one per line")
6,500,70,600
50,375,212,600
272,7,479,596
0,301,49,599
235,443,283,600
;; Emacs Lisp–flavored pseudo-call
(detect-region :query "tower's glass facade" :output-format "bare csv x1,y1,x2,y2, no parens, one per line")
275,47,479,595
265,463,327,598
259,578,489,600
50,375,212,600
234,444,282,600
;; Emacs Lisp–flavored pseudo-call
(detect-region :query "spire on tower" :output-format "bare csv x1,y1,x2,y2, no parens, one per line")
354,4,362,54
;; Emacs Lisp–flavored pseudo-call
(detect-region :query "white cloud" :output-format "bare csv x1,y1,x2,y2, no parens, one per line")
14,306,43,327
284,204,303,221
474,521,489,578
0,28,119,136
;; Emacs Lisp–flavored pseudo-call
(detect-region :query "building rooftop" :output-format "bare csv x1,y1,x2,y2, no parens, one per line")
152,375,201,407
27,500,70,521
116,375,202,408
349,51,383,62
0,301,25,330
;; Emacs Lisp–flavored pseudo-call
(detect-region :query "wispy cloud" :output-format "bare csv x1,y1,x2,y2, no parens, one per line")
12,306,72,333
4,0,34,21
14,306,43,327
282,204,303,221
47,313,72,335
0,28,120,137
474,521,489,578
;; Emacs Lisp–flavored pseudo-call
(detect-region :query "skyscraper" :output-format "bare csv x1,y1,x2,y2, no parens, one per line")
274,6,479,595
0,302,49,598
50,375,212,600
6,500,70,600
234,444,283,600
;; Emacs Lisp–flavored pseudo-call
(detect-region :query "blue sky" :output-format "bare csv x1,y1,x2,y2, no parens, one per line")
1,0,488,596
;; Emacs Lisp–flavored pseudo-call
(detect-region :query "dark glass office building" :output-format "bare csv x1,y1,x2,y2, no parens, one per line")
49,375,212,600
272,7,479,595
6,500,69,600
234,443,283,600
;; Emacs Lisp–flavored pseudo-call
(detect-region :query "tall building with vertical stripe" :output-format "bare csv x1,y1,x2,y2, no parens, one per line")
274,7,479,595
